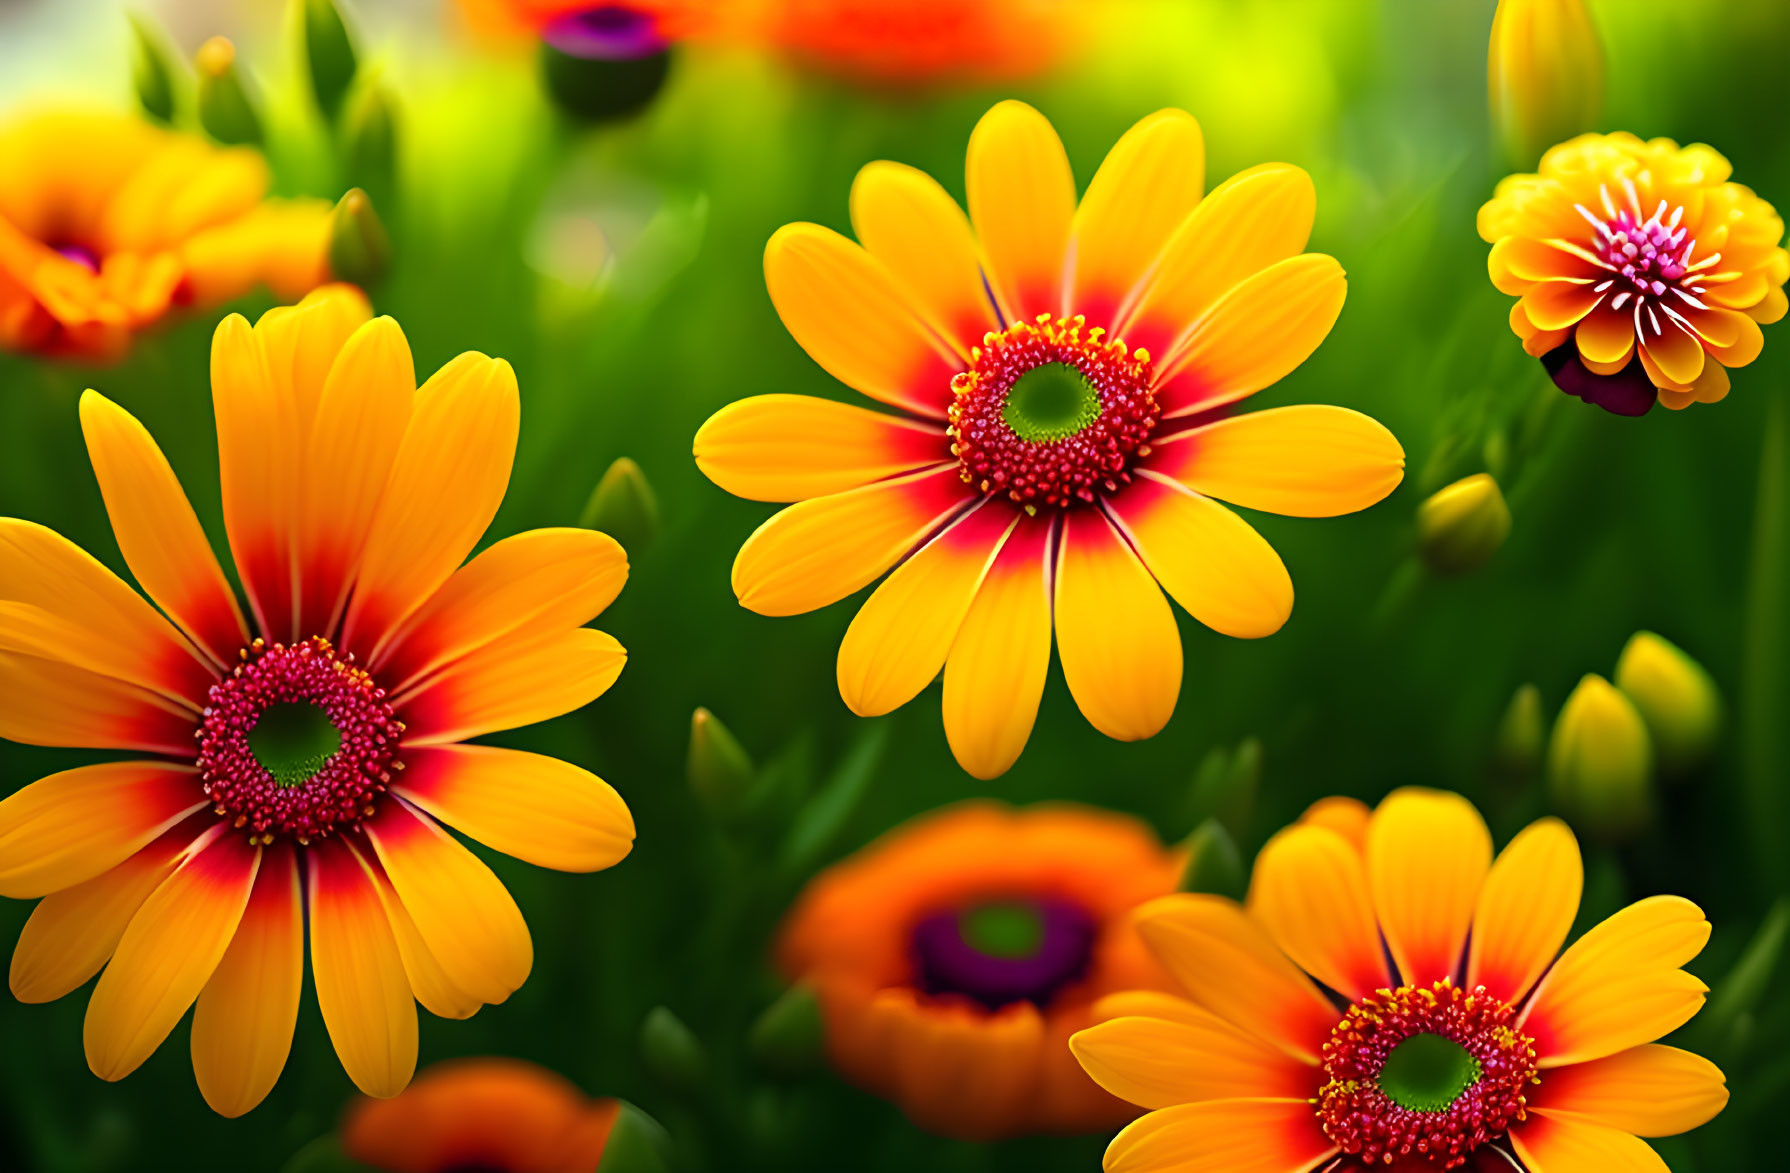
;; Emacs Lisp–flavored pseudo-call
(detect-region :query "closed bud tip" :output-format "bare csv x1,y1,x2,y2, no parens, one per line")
1177,818,1246,899
687,707,753,819
1418,473,1511,576
128,14,178,123
1489,0,1605,168
1493,683,1546,778
580,457,660,555
638,1006,707,1098
748,984,825,1078
328,188,391,289
342,82,398,199
301,0,359,119
195,36,262,145
1614,631,1722,776
1548,673,1654,841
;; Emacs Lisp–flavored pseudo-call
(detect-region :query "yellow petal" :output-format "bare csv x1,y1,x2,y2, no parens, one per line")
1103,1098,1337,1173
1149,405,1405,518
255,284,373,436
1071,1011,1312,1111
211,312,300,639
1246,825,1389,1002
1511,1110,1672,1173
398,625,625,747
1297,796,1371,851
1366,788,1492,986
1070,109,1205,325
0,646,197,756
308,838,417,1098
1054,507,1182,741
1466,817,1583,1005
1532,1045,1727,1138
850,160,997,350
966,100,1076,324
362,848,483,1021
694,393,946,503
0,761,203,899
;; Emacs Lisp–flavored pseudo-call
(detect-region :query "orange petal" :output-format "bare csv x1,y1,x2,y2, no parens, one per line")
1071,1011,1313,1111
341,353,520,661
1149,405,1404,518
1639,318,1707,385
0,647,197,756
255,284,373,438
180,197,332,307
966,100,1076,324
1070,109,1205,327
850,160,997,350
1489,237,1602,293
0,761,203,899
395,745,634,874
1705,309,1765,368
1090,990,1210,1028
1522,896,1711,1068
1367,788,1491,986
1246,824,1389,1002
362,799,533,1006
730,463,972,617
1105,474,1292,640
83,826,260,1081
78,391,248,668
1575,302,1637,367
1510,1109,1672,1173
1530,1045,1727,1138
837,501,1014,717
694,393,946,504
190,844,302,1117
764,222,962,419
308,837,418,1098
1103,1098,1338,1173
211,312,300,639
1521,281,1603,331
1466,817,1583,1005
397,625,625,746
361,845,484,1021
941,514,1053,780
1054,507,1182,741
1299,797,1371,852
1132,895,1338,1064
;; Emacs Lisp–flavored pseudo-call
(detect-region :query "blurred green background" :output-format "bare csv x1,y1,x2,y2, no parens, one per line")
3,0,1789,1169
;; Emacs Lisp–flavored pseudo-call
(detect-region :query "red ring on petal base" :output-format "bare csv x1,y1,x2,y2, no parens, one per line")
196,637,404,845
948,314,1158,511
1316,980,1539,1170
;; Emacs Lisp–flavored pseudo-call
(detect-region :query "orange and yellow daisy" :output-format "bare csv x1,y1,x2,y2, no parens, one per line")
695,101,1405,779
0,109,337,362
1072,789,1726,1172
0,287,635,1115
341,1057,620,1173
1482,132,1789,415
776,801,1184,1141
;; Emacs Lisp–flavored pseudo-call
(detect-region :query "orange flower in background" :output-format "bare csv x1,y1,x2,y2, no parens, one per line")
743,0,1080,87
0,109,335,362
1072,789,1727,1171
0,287,635,1115
342,1057,620,1173
1482,132,1789,415
696,101,1405,780
776,801,1184,1141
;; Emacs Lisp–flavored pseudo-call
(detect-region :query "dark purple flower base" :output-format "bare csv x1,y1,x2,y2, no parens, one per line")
1541,343,1657,417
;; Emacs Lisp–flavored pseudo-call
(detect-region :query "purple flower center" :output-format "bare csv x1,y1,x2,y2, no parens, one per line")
542,5,668,61
910,897,1096,1010
53,243,101,272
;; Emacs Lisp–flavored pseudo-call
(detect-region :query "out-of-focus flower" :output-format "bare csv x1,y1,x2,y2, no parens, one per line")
0,109,334,361
1417,472,1511,575
776,801,1183,1140
695,101,1404,779
195,37,263,146
341,1057,620,1172
1073,788,1727,1172
1548,673,1654,840
1481,134,1789,416
1615,631,1723,775
0,289,636,1115
1487,0,1603,168
1494,682,1546,777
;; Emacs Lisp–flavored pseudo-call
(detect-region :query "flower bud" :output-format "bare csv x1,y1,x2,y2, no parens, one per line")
748,985,825,1078
1417,473,1511,576
540,7,674,123
638,1006,707,1098
1614,631,1723,776
1547,674,1654,841
128,14,178,124
1488,0,1604,168
687,707,753,819
1493,683,1545,778
342,83,398,200
580,457,660,555
328,188,391,289
195,36,262,146
1184,737,1260,837
1177,818,1245,900
595,1101,673,1173
301,0,359,119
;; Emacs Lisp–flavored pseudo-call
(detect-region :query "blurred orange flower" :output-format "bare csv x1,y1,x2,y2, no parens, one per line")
776,801,1184,1140
0,109,334,362
341,1057,620,1173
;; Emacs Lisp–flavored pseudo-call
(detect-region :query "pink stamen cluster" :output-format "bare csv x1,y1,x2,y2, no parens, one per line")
1576,180,1717,341
947,313,1158,511
1315,980,1539,1170
195,637,404,845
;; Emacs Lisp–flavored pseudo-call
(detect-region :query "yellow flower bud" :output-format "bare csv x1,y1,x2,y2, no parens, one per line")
1614,631,1723,776
1488,0,1604,168
1417,473,1511,576
1547,674,1654,841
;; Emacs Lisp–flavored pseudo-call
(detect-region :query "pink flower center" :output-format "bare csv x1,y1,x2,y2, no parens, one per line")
196,637,404,845
1315,980,1538,1169
947,313,1158,511
1577,183,1716,337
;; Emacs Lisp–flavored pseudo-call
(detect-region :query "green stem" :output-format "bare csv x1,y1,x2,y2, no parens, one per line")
1741,392,1790,893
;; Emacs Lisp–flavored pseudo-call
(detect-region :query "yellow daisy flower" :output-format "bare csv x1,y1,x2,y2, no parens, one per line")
0,287,635,1115
0,108,336,362
695,101,1405,779
1481,132,1790,415
1072,789,1727,1172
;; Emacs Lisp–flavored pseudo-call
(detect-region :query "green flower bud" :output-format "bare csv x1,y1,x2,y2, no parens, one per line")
595,1101,673,1173
1184,737,1261,837
128,14,178,124
1177,818,1245,900
1614,631,1723,776
579,457,660,555
1493,683,1546,778
1417,473,1511,576
748,985,825,1078
195,37,262,146
1547,673,1654,841
687,707,753,819
301,0,359,119
328,189,391,289
638,1006,706,1098
342,83,398,201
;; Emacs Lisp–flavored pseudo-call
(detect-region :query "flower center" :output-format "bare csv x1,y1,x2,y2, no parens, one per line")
197,637,404,845
52,243,100,272
1577,186,1714,331
948,314,1157,512
910,896,1096,1010
542,4,669,60
1316,980,1538,1170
